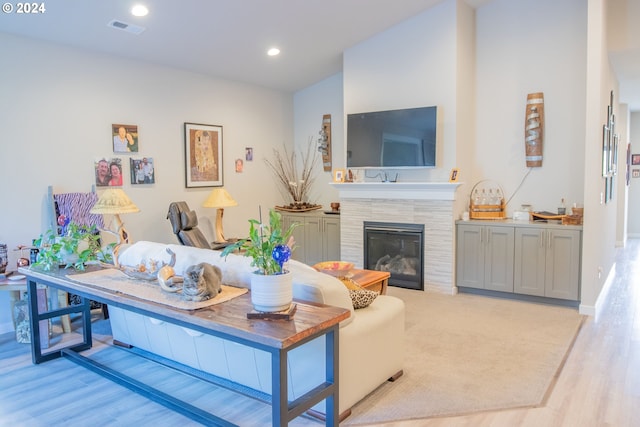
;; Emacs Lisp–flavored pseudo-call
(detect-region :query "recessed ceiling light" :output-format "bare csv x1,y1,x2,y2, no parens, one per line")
131,4,149,17
267,48,280,56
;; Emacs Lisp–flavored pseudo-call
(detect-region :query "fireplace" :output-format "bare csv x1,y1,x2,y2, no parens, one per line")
364,221,424,290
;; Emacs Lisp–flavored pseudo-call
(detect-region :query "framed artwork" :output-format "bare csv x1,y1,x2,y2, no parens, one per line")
184,123,223,187
333,168,345,182
449,168,459,182
130,157,155,185
235,158,244,173
626,144,631,186
632,154,640,165
245,147,253,161
112,124,138,153
633,169,640,178
95,158,123,187
602,124,610,177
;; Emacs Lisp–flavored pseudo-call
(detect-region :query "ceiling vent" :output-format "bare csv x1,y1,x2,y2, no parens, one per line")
107,19,146,35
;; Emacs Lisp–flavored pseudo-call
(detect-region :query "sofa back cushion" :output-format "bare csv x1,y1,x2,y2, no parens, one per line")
117,241,354,323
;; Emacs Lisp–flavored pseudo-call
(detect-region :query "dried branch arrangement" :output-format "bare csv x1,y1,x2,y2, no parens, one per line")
265,139,322,211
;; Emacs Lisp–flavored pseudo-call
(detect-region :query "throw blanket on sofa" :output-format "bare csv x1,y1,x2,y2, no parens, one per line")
68,269,248,310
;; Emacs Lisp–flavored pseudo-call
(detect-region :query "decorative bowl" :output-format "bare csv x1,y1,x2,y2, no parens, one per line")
313,261,354,278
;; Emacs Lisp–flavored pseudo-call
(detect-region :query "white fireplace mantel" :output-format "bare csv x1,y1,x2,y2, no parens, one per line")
329,181,463,201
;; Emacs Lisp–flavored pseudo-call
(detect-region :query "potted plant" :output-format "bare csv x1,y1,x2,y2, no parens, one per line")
33,216,114,271
221,208,297,312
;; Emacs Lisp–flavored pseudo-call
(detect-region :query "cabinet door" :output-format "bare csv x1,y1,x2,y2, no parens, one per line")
322,217,341,261
303,216,323,266
545,229,581,300
456,224,485,289
484,226,514,292
283,214,306,262
514,228,546,296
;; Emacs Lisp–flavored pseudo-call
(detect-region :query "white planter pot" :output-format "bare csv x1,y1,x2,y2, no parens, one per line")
250,271,293,312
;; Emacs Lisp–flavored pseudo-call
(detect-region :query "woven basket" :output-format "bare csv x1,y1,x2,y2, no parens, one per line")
469,180,506,220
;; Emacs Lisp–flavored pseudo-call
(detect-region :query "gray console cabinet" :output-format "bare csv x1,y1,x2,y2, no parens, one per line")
514,227,581,300
456,224,514,292
456,220,581,302
282,212,340,266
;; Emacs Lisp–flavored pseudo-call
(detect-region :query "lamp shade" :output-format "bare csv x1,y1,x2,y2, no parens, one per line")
202,188,238,208
90,189,140,214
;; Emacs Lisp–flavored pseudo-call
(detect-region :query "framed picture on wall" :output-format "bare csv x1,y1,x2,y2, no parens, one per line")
130,157,155,185
184,123,223,187
112,124,139,153
94,158,123,187
632,154,640,166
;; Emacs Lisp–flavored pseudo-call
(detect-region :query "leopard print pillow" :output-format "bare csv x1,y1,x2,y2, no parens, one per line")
348,288,378,309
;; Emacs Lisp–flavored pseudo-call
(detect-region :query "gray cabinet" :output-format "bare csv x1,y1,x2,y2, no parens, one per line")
514,227,581,300
456,224,514,292
282,212,340,266
456,221,581,302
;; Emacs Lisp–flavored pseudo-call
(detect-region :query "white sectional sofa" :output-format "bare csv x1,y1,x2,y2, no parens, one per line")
109,241,405,419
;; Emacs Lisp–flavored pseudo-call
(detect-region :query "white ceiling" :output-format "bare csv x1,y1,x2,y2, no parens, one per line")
1,0,639,109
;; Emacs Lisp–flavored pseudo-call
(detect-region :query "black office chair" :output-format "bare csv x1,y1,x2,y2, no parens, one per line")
167,201,211,249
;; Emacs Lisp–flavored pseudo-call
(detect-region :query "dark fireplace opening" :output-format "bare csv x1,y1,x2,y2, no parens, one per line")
364,221,424,290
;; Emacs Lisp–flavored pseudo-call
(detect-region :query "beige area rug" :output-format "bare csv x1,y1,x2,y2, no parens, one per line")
344,287,584,425
68,269,247,310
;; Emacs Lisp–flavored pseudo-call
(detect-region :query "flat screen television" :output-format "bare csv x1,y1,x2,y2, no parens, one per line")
346,106,437,168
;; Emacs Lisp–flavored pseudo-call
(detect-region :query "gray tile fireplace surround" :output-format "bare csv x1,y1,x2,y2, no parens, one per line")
331,182,462,294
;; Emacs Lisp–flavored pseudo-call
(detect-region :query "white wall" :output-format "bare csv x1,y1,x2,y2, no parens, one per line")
629,112,640,236
475,0,587,214
0,33,296,333
343,0,459,183
293,73,344,207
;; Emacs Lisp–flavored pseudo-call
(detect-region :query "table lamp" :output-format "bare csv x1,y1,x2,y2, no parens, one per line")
203,188,237,243
90,189,140,244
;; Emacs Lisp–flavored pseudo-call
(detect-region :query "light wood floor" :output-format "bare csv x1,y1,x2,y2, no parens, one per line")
2,240,640,426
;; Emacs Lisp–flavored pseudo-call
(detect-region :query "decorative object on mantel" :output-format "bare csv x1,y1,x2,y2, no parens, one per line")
317,114,332,171
265,140,322,212
221,208,298,313
525,92,545,167
449,168,459,183
469,180,506,220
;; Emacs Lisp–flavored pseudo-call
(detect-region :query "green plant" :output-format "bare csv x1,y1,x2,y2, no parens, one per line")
33,222,115,271
221,209,297,275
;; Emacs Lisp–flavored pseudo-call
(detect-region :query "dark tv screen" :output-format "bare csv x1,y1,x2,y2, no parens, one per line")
347,106,437,168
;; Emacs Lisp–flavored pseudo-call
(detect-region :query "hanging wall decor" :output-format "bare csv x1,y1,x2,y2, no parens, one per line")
318,114,332,171
524,92,545,167
603,90,618,203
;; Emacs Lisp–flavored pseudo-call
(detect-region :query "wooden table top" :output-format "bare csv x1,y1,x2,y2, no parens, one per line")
0,271,28,289
19,266,351,349
349,269,390,287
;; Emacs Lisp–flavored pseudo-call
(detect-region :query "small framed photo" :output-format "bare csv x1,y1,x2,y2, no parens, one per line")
245,147,253,161
632,154,640,166
333,168,345,182
112,124,138,153
184,123,223,187
235,158,244,173
633,169,640,178
449,168,460,182
95,158,123,187
130,157,155,185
